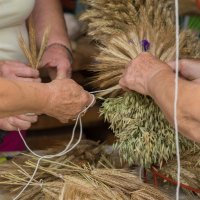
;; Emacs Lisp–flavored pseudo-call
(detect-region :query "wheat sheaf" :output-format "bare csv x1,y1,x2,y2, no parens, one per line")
81,0,200,167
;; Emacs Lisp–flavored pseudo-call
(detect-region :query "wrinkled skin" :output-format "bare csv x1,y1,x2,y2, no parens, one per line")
45,79,94,123
0,115,38,131
0,60,40,82
41,45,72,80
168,59,200,83
119,52,200,142
119,52,172,95
0,60,40,130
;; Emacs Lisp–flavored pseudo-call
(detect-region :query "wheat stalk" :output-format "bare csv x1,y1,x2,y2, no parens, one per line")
0,142,170,200
19,17,50,69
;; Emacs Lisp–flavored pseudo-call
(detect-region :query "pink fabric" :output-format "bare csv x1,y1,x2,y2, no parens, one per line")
0,131,26,152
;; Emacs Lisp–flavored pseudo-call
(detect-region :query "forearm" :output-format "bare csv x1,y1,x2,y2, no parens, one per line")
148,70,200,141
32,0,71,49
0,78,49,117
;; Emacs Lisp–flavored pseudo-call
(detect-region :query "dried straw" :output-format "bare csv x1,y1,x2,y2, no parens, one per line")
81,0,200,167
0,141,170,200
158,148,200,198
19,16,50,69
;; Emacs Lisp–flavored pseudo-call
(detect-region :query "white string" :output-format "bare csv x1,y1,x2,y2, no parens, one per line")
14,87,120,200
139,166,143,181
90,85,121,94
14,95,95,200
175,0,181,199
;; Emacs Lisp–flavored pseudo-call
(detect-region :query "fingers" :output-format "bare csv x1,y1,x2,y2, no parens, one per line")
15,67,39,78
7,117,32,130
57,63,72,79
56,65,68,80
168,59,200,80
167,61,176,71
1,122,17,131
45,64,70,80
69,92,95,120
7,114,38,131
46,63,71,80
7,61,39,78
179,59,200,81
58,94,94,123
44,79,95,123
84,93,96,107
15,115,38,123
0,115,38,131
0,61,40,80
41,43,72,80
16,77,41,82
119,52,172,95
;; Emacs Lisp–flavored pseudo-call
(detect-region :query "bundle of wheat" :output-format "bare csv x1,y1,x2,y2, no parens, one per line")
101,92,195,167
0,142,170,200
81,0,200,167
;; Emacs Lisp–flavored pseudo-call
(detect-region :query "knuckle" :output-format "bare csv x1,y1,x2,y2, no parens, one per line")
8,117,15,125
181,64,187,75
68,79,77,85
33,116,38,122
81,92,90,105
25,68,32,75
60,118,68,123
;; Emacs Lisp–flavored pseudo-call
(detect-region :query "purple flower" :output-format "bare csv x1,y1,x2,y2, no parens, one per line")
141,39,150,52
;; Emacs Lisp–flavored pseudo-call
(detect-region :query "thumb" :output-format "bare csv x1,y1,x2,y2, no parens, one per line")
56,66,67,80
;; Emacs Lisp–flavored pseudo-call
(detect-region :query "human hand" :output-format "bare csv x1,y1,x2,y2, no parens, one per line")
0,60,40,82
44,79,94,123
0,114,38,131
41,44,72,80
168,59,200,83
119,52,172,95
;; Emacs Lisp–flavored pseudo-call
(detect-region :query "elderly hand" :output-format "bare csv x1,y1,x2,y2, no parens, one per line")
168,59,200,83
44,79,94,123
0,115,38,131
0,60,40,82
41,44,72,80
119,52,172,95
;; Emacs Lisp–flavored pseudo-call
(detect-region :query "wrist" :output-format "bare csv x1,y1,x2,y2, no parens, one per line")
40,82,57,116
21,82,51,115
147,68,173,97
46,43,73,65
